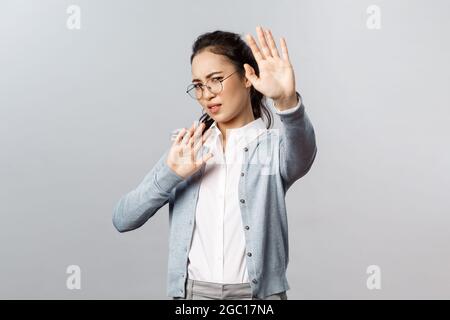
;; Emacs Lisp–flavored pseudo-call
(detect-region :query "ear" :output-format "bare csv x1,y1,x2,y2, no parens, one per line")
244,76,252,88
243,63,258,88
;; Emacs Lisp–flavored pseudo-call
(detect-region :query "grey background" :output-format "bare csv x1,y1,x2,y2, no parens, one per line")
1,0,449,299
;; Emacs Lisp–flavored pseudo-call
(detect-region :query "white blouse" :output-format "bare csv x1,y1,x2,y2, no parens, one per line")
187,102,301,284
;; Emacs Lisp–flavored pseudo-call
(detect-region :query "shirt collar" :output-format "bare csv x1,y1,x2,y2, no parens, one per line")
207,117,266,149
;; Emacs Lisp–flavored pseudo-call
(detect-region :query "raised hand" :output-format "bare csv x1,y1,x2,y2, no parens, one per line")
244,26,299,110
166,122,214,179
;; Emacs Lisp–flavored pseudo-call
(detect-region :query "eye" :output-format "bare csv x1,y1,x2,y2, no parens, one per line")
193,83,203,89
212,77,223,82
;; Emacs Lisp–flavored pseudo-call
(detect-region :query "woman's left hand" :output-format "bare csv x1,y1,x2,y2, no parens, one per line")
244,26,299,111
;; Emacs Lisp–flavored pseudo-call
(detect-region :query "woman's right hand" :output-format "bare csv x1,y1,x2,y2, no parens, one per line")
166,121,214,179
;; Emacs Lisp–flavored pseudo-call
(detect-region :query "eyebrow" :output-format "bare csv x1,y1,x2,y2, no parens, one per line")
192,71,223,83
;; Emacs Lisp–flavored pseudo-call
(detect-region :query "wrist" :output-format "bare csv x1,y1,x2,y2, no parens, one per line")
273,92,299,111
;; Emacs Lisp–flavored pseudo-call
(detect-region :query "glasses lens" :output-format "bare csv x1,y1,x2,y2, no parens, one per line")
207,78,223,95
187,78,224,100
187,84,201,99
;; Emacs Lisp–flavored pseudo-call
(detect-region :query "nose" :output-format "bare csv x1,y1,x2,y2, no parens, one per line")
202,85,216,100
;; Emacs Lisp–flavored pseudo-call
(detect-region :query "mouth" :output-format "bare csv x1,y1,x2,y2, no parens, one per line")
207,103,222,114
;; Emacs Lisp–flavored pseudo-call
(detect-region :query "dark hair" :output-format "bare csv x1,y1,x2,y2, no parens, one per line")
190,30,273,131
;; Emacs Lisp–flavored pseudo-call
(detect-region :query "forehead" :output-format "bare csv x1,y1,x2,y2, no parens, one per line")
191,50,233,79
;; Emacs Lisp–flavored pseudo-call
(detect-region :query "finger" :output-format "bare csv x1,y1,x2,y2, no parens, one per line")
201,127,213,145
193,131,205,162
190,123,205,147
182,121,196,145
280,37,291,64
202,127,212,141
174,128,187,144
202,152,214,164
256,26,272,58
181,131,190,145
187,132,196,148
193,127,212,153
192,122,205,142
265,29,280,58
192,133,210,158
188,121,202,147
245,34,264,61
193,137,204,155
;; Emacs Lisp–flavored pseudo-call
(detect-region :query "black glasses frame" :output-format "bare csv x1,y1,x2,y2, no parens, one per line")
186,70,239,100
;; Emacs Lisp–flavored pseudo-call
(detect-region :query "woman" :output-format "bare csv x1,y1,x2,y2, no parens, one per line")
113,26,317,300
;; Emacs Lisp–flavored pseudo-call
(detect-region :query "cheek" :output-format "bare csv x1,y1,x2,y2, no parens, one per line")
222,82,246,105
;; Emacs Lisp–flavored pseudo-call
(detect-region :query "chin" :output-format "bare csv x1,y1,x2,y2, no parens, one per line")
208,113,224,121
210,114,231,124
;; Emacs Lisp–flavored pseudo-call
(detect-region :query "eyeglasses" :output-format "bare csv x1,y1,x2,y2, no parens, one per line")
186,70,239,100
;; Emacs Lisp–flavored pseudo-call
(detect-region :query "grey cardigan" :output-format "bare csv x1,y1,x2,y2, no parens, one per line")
112,99,317,299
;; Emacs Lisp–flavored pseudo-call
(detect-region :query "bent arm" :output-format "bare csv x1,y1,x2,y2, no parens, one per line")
276,93,317,191
112,150,185,232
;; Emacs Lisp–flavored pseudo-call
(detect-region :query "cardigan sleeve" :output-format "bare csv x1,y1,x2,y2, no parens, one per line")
275,92,317,191
112,149,185,232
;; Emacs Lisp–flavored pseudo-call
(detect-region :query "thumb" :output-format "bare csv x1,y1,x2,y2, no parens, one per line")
202,152,214,164
243,64,258,85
